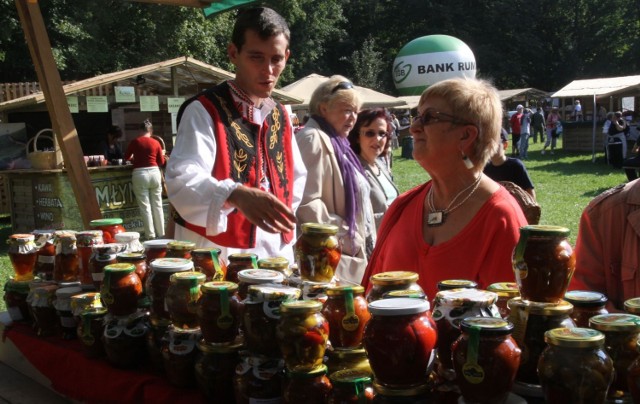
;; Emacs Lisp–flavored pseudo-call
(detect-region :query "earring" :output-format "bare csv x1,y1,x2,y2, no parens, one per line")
462,152,474,169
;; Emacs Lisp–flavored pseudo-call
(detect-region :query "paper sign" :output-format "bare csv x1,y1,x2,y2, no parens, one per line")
67,96,79,113
171,112,178,134
87,96,108,113
167,97,185,114
140,96,160,112
114,86,136,103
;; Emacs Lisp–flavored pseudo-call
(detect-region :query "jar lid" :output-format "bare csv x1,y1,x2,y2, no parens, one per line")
382,289,427,299
5,279,31,293
55,286,83,298
437,279,478,291
257,256,290,270
93,243,127,256
103,263,136,274
170,271,206,285
460,317,514,335
150,257,194,272
90,218,123,226
192,247,222,255
624,297,640,314
237,269,284,284
53,231,77,241
33,284,58,295
590,313,640,332
286,364,328,379
564,290,608,307
75,230,104,246
301,222,339,235
434,288,498,308
370,271,419,286
373,381,430,397
58,281,82,289
201,281,238,294
507,297,573,315
8,233,35,242
70,292,102,310
327,347,367,359
114,232,141,242
228,252,258,262
117,252,146,262
280,299,323,314
368,297,429,316
326,285,365,296
486,282,520,298
247,284,301,302
197,339,243,354
519,224,570,237
329,369,372,386
32,230,54,237
544,327,605,348
167,240,196,250
142,238,173,249
81,307,108,319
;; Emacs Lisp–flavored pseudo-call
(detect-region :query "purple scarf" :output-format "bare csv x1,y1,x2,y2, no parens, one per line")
312,115,365,242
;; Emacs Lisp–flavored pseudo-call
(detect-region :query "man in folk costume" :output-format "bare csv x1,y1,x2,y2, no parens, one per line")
165,7,307,262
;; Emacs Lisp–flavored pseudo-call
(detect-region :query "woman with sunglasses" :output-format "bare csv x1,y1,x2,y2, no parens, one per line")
296,75,376,284
360,78,527,299
348,108,399,230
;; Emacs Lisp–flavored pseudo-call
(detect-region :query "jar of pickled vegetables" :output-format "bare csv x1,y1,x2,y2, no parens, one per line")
237,269,285,300
195,340,242,402
451,317,521,403
513,225,576,303
258,256,292,279
234,355,284,404
538,327,613,403
103,312,148,369
161,326,201,387
628,339,640,403
70,292,102,324
486,282,520,318
7,234,37,282
89,243,126,290
436,279,478,292
283,364,332,404
226,253,258,284
197,281,243,344
142,238,172,265
146,257,193,326
53,231,79,282
366,271,424,303
78,307,108,358
54,286,83,339
327,369,374,403
166,240,196,259
90,218,125,244
75,230,104,289
294,223,341,283
32,230,55,280
165,271,206,329
624,297,640,315
4,279,31,322
508,298,575,385
371,382,432,403
364,298,437,388
243,284,301,356
30,284,59,337
325,347,372,376
277,300,329,372
117,252,148,286
101,263,143,316
191,248,226,281
564,290,608,327
323,285,370,349
114,231,143,253
590,313,640,400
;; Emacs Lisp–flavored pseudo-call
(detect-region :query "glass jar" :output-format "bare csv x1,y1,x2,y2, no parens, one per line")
53,231,79,282
294,223,341,283
78,307,108,358
564,290,609,327
538,327,613,403
89,243,126,290
436,279,478,292
195,340,242,402
30,284,59,337
114,231,143,253
624,297,640,315
327,369,374,403
325,347,372,376
54,286,83,339
451,317,521,403
146,322,170,372
165,240,196,259
103,312,148,368
432,288,500,379
117,252,148,286
191,247,226,281
90,218,125,244
258,256,292,279
363,298,437,388
508,297,576,385
628,339,640,403
237,268,285,300
234,355,284,404
301,281,330,303
197,281,243,344
75,230,104,289
371,382,432,403
165,271,206,329
100,263,143,316
161,326,201,387
513,225,576,303
277,300,329,372
7,234,37,281
26,279,56,329
323,285,370,349
486,282,520,318
142,238,173,265
70,292,102,324
33,230,55,280
146,257,193,326
283,364,332,404
226,252,258,284
366,271,424,303
243,284,301,356
4,279,31,322
590,313,640,399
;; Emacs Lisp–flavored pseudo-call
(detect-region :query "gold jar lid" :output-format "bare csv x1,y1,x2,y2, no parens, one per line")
565,290,608,307
370,271,419,286
382,289,426,299
166,240,196,250
590,313,640,332
460,317,513,335
103,263,136,274
326,285,365,296
201,281,238,294
373,381,430,397
544,327,605,348
228,252,258,262
191,247,222,256
437,279,477,291
170,271,206,285
624,297,640,314
117,252,146,262
487,282,520,298
301,222,339,235
258,256,290,270
286,364,328,379
197,339,243,354
280,299,322,314
434,288,498,308
507,297,573,315
329,368,372,386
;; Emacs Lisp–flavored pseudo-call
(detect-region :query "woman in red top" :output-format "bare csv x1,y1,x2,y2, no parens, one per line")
125,119,166,240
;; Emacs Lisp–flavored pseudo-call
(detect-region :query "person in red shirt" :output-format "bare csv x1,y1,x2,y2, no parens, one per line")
509,105,523,157
125,119,166,239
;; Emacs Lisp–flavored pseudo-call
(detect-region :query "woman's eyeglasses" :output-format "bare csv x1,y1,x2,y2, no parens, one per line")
362,130,388,138
331,81,354,94
417,110,474,127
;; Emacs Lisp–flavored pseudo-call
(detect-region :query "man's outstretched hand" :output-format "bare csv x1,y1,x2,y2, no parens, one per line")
227,186,296,233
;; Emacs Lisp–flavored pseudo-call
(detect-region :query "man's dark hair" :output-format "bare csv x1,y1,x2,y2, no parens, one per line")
231,7,290,51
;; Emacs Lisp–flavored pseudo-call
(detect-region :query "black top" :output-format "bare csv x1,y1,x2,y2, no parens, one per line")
484,157,535,190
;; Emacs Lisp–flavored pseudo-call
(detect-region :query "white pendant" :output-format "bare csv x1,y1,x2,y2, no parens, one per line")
427,211,445,226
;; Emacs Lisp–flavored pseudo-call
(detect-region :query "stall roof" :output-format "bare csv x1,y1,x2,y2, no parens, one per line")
0,56,302,112
498,88,549,102
551,75,640,98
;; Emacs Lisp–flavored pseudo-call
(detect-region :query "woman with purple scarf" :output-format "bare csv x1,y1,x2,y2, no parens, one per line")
295,75,375,284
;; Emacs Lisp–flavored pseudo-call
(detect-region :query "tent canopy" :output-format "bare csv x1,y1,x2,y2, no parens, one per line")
552,75,640,98
281,74,406,110
498,88,549,102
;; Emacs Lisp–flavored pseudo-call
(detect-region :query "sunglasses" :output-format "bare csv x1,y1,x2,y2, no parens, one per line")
417,110,474,127
331,81,354,94
362,130,388,138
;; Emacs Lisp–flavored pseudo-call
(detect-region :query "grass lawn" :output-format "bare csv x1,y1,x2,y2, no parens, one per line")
0,137,627,311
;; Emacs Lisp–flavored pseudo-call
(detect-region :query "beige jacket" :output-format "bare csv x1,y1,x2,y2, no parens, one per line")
295,118,372,284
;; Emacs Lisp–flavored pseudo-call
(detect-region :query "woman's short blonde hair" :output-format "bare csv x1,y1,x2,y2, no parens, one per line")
420,77,503,167
309,75,361,115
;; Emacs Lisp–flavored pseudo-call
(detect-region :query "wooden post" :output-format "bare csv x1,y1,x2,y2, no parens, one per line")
15,0,102,227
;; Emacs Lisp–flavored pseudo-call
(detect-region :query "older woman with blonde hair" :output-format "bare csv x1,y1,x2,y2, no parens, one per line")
361,77,527,299
296,75,375,284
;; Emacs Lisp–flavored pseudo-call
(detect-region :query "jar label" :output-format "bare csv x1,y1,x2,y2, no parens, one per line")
102,291,114,305
341,289,359,331
82,333,96,346
92,273,104,282
211,249,224,280
217,287,233,329
169,332,197,355
38,255,55,264
263,301,282,320
7,306,23,321
463,326,485,384
509,304,530,346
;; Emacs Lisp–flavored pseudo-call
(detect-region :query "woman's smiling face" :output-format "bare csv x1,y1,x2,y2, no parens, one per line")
358,117,388,164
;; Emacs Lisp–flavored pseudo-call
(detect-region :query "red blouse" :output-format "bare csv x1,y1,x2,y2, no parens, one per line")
124,136,165,169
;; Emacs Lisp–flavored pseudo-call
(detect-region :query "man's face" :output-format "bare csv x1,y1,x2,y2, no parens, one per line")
228,29,290,104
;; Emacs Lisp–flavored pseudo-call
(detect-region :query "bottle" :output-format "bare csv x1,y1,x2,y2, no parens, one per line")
89,218,125,244
294,223,341,283
366,271,424,303
75,230,104,289
53,231,79,282
7,234,38,281
277,300,329,372
323,285,370,349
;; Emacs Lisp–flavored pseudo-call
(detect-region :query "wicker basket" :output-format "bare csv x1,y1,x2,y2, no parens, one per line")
26,129,63,170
